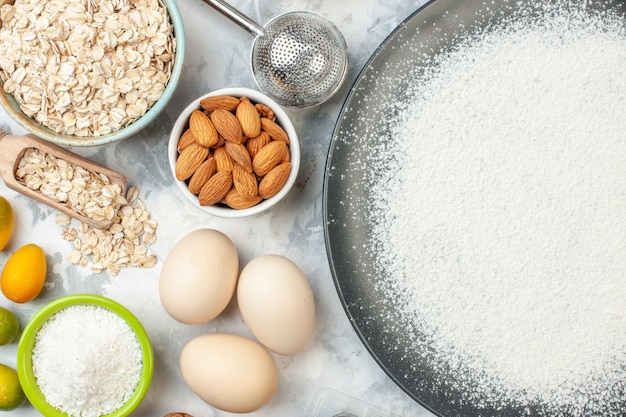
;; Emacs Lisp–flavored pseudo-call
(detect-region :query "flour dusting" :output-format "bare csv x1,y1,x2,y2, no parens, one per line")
363,1,626,415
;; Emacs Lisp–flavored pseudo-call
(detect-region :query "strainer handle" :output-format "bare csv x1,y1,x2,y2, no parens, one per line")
201,0,265,37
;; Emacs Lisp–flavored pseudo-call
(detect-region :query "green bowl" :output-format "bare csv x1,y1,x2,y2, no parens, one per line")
0,0,185,147
17,294,154,417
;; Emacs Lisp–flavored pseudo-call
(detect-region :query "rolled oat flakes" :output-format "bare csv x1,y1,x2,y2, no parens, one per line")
0,0,175,137
57,185,158,276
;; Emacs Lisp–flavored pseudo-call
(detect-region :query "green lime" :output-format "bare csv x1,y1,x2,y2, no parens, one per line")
0,363,25,411
0,308,19,346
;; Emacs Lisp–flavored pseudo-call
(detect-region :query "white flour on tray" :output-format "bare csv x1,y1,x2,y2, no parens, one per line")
367,1,626,415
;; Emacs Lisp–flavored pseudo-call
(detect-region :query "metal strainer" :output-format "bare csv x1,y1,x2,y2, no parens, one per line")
202,0,349,108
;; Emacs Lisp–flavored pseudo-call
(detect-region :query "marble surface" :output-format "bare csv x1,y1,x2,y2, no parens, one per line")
0,0,434,416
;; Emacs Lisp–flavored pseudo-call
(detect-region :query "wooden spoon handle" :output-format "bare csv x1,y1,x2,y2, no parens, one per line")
0,130,32,191
0,129,127,230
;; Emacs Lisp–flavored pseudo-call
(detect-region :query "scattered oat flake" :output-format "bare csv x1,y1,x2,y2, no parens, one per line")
57,186,158,276
55,213,71,226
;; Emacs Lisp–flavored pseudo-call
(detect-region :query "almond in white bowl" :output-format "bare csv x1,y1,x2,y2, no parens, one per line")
168,88,300,218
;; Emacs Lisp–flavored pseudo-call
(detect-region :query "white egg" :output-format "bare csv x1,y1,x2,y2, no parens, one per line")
237,254,315,355
159,229,239,324
180,333,278,413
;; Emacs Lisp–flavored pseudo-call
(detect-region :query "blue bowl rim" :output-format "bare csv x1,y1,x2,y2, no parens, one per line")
0,0,185,147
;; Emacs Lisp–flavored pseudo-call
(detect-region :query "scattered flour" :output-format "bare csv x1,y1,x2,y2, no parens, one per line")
367,1,626,415
32,304,143,417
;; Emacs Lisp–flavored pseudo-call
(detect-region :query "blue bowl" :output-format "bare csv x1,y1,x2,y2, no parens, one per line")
0,0,185,147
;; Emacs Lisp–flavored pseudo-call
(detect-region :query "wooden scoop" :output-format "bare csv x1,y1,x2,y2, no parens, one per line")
0,129,127,230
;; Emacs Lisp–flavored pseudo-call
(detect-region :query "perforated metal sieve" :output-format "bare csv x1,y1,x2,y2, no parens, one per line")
202,0,349,108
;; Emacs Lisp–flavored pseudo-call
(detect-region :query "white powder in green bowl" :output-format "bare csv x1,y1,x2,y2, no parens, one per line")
32,304,143,417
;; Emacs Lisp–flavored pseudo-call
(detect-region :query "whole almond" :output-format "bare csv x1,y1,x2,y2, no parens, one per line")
260,117,290,144
211,108,243,144
259,162,291,199
236,97,262,138
214,146,234,172
189,110,219,148
224,188,263,210
246,131,271,159
177,128,196,152
175,143,209,181
213,134,226,149
199,95,240,112
252,140,287,176
232,163,258,198
280,143,291,163
225,141,252,173
188,157,216,195
255,103,275,121
198,170,232,206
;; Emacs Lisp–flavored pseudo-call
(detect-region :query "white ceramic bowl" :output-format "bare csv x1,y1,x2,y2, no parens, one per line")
168,87,300,218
